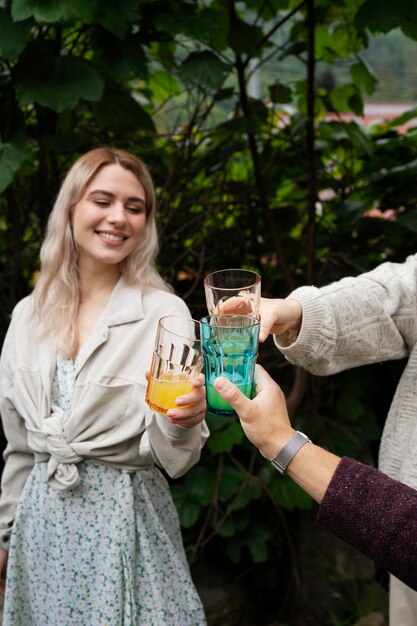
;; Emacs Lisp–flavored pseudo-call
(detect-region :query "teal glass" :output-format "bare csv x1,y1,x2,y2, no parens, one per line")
200,315,260,416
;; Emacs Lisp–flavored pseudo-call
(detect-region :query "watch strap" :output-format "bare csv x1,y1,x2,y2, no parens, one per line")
271,431,311,474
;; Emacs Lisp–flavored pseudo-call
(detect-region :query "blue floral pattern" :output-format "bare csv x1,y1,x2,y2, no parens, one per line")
3,356,206,626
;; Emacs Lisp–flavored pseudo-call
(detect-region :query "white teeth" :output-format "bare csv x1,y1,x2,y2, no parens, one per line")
99,232,124,241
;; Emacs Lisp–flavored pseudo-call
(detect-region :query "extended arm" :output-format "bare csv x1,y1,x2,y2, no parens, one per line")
260,254,417,375
214,365,417,590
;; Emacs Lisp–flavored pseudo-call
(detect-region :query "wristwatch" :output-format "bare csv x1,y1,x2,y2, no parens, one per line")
271,431,312,475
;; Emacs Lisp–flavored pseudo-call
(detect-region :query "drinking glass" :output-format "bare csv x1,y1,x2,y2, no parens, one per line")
200,314,260,416
145,316,203,414
204,269,261,318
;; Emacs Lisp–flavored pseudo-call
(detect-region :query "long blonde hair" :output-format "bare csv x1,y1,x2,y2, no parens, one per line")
33,147,170,353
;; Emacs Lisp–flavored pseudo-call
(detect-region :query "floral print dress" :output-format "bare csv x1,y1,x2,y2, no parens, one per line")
3,355,207,626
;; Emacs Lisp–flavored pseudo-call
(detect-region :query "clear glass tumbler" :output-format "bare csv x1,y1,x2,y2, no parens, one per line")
204,268,261,318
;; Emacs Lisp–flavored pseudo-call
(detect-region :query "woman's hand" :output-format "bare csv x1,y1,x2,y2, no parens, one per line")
167,373,206,428
145,370,207,428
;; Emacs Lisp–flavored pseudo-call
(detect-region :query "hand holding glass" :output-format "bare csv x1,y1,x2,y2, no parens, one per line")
145,316,203,414
204,269,261,318
200,314,260,416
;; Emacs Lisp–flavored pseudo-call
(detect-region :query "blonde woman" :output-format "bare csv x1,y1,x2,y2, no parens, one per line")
0,147,208,625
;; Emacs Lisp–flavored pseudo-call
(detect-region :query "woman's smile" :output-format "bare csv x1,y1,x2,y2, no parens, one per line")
96,229,128,243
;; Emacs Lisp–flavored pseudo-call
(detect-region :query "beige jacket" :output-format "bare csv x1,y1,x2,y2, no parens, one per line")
0,277,209,535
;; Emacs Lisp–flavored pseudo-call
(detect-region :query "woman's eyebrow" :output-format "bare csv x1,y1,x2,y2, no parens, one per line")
87,189,146,204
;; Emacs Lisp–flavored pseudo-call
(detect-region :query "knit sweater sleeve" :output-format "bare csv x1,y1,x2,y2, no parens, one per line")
275,254,417,375
317,457,417,590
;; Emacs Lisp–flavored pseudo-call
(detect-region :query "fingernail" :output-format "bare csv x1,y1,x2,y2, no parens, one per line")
167,410,177,417
214,377,227,391
175,398,185,406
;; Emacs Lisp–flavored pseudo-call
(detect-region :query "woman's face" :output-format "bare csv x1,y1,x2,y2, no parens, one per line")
72,163,147,273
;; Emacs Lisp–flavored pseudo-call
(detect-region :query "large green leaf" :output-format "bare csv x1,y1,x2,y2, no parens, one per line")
227,18,264,57
269,474,313,511
94,32,148,83
96,0,141,38
178,51,230,90
92,84,155,131
12,0,140,35
0,136,31,193
218,465,246,501
170,484,202,528
350,60,377,96
206,419,244,454
156,5,218,39
330,83,363,116
184,465,216,505
12,0,95,23
14,44,104,112
0,9,32,59
354,0,415,33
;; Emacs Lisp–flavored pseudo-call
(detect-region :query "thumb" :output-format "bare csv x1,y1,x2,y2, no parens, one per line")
213,376,252,414
258,315,273,343
259,324,268,343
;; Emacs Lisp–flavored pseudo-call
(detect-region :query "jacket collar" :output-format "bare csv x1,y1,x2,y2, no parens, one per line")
73,276,145,375
102,275,145,327
40,276,146,384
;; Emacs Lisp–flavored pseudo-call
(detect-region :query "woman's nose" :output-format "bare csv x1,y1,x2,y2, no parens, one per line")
107,203,126,224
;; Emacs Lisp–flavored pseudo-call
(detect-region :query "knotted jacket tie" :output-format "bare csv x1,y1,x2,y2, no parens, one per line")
41,405,83,490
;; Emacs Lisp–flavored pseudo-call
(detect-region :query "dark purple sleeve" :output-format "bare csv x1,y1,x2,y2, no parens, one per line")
317,457,417,590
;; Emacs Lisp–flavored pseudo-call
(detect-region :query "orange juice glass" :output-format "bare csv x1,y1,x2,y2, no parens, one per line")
145,316,203,415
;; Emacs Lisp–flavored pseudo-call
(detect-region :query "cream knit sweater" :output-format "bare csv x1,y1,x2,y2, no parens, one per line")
276,253,417,488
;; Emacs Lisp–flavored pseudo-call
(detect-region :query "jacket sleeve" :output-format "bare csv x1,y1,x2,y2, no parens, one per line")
276,254,417,375
317,457,417,590
0,305,35,544
144,416,209,478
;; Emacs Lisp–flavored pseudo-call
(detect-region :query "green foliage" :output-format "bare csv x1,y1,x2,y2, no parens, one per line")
14,44,104,111
1,0,417,618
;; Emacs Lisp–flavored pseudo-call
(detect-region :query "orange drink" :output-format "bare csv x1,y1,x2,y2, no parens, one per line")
145,316,203,415
146,372,194,414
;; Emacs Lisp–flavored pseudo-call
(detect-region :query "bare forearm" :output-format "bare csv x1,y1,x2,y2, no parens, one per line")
284,444,342,503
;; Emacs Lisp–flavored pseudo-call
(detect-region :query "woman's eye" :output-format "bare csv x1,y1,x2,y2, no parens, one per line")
95,200,110,207
127,206,144,214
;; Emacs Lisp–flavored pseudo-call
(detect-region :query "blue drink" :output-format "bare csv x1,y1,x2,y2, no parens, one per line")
200,315,260,416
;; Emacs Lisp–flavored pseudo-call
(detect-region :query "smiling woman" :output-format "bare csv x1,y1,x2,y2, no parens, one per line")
0,147,209,626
